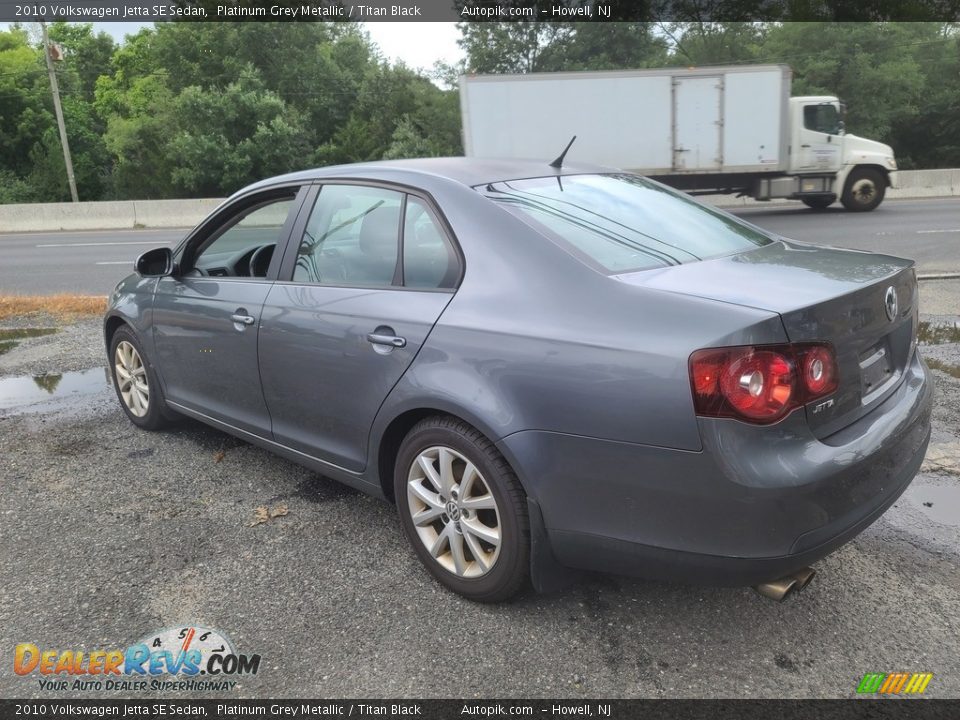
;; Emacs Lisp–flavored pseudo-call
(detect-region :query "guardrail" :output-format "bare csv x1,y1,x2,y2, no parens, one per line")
0,169,957,233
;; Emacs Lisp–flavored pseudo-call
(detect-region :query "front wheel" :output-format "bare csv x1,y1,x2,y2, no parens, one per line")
110,326,175,430
841,168,886,212
395,416,529,602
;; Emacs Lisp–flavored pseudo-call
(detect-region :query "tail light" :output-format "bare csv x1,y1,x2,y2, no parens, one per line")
689,343,838,424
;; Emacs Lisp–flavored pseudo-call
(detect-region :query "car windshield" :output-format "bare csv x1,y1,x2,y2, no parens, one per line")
484,173,773,274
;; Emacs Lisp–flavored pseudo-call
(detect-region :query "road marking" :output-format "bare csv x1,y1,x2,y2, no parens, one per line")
37,241,174,248
95,261,134,265
917,229,960,234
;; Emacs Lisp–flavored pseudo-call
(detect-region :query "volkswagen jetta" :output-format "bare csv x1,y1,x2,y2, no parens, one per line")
104,159,932,602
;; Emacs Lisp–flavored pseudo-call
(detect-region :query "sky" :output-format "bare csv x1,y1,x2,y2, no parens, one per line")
0,21,464,71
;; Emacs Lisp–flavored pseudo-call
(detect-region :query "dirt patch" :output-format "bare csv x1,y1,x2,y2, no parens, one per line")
0,328,58,356
927,357,960,379
919,321,960,346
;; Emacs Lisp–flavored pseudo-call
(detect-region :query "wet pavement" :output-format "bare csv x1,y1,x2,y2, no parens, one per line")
0,315,958,699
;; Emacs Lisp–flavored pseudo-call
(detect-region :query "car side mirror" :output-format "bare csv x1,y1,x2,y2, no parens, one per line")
837,120,845,134
135,247,175,277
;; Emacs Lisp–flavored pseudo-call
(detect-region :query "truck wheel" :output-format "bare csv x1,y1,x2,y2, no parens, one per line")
395,415,529,602
801,195,836,210
841,169,886,212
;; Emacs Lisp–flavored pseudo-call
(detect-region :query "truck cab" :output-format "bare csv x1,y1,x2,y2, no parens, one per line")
785,96,898,211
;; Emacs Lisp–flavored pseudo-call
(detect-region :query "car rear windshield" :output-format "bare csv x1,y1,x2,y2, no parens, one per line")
483,174,772,274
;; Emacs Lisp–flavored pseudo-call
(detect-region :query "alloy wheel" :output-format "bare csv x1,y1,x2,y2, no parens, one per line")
406,445,501,578
115,340,149,417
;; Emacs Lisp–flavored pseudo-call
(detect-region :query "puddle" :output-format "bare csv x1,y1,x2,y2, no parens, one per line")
0,327,57,355
910,485,960,528
918,321,960,345
0,367,111,412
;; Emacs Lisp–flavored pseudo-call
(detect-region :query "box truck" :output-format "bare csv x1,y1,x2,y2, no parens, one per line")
459,64,899,211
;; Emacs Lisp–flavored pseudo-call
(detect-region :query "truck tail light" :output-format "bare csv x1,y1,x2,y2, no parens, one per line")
689,343,838,424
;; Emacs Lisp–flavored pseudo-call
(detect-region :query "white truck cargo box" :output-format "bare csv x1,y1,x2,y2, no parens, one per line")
460,65,791,175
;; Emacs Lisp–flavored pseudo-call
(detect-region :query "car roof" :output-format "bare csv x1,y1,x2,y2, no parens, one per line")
240,157,617,195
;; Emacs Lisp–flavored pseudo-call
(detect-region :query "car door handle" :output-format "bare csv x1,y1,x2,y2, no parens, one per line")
801,144,811,148
231,313,256,326
366,332,406,348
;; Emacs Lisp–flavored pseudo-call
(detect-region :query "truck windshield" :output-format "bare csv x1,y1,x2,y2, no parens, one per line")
484,174,772,274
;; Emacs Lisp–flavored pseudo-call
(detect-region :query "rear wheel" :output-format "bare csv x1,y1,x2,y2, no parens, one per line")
801,194,836,210
110,326,175,430
841,168,886,212
395,416,529,602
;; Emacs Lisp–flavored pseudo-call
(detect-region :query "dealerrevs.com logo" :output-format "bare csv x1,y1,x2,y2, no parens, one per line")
14,626,261,692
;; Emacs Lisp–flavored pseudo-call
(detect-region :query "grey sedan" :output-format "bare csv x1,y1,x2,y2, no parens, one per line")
104,159,932,602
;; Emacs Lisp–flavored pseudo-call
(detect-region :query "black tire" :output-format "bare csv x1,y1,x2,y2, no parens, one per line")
801,194,836,210
394,415,529,602
109,325,176,430
841,168,886,212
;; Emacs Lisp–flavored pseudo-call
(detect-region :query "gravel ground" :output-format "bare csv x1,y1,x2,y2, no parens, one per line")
1,299,958,700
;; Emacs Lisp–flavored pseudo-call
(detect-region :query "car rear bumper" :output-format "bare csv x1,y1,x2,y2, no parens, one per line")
498,351,932,586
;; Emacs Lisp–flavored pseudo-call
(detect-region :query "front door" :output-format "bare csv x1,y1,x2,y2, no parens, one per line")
258,183,461,472
152,187,305,436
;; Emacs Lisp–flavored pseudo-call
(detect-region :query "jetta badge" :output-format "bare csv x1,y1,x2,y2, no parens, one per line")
884,286,898,322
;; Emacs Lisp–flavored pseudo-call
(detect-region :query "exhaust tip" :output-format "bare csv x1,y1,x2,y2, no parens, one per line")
753,567,816,602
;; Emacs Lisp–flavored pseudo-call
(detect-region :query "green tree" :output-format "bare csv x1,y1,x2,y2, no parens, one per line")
166,67,310,196
0,26,49,191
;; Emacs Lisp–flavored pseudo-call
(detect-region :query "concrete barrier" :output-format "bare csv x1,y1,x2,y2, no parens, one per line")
0,168,956,232
131,198,224,229
0,197,224,232
887,168,960,199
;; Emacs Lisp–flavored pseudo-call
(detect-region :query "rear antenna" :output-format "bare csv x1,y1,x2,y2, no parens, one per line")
549,135,577,169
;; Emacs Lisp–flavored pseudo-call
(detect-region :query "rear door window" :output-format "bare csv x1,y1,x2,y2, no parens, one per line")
484,174,772,274
293,185,403,287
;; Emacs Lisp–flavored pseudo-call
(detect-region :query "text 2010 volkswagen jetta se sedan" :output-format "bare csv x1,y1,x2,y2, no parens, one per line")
105,158,932,602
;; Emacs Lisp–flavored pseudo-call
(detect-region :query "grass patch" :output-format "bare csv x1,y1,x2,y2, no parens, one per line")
0,340,16,356
0,294,106,322
926,357,960,379
918,321,960,345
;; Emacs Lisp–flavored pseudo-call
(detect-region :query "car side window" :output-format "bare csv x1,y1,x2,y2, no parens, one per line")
293,185,402,287
403,197,458,289
190,194,296,278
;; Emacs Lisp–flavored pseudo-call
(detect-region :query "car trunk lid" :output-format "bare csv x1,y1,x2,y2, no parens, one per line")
616,240,918,438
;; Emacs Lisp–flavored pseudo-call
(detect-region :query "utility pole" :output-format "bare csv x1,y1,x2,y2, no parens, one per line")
40,20,79,203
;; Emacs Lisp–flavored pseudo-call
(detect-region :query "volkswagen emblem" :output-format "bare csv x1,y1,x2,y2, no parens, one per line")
884,286,898,322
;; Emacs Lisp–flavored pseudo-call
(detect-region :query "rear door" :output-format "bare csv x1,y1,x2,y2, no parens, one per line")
673,75,722,171
258,182,461,472
152,186,306,436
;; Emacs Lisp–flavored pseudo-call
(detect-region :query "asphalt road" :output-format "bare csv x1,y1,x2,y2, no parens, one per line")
0,198,957,295
732,197,960,274
0,228,185,295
